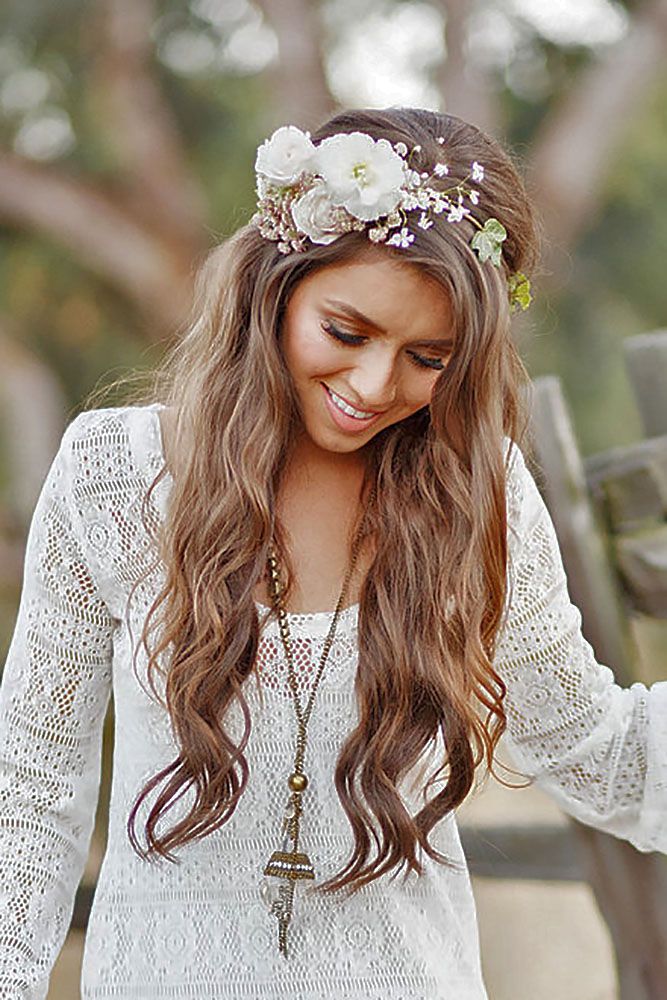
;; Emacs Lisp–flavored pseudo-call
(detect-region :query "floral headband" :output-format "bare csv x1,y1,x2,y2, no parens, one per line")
251,126,532,313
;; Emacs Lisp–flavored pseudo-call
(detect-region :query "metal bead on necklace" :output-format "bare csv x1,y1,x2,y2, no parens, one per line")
261,490,374,958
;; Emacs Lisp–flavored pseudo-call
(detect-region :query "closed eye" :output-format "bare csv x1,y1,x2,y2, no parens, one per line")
321,320,447,371
321,320,364,346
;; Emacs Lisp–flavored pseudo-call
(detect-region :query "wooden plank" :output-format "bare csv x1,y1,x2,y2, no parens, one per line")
529,376,635,684
460,823,584,881
585,436,667,533
529,375,667,1000
624,329,667,437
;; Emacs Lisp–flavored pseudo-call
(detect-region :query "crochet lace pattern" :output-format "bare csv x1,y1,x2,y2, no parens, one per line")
0,403,665,999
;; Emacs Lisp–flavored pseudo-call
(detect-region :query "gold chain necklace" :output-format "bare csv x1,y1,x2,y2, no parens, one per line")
261,486,375,958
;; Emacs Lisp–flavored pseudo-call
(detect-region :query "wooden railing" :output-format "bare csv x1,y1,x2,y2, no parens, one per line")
520,329,667,1000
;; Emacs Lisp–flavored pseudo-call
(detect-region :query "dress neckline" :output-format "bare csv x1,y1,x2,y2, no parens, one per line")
146,402,360,623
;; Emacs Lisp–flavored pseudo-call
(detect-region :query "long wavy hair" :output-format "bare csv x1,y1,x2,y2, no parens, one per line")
117,107,540,896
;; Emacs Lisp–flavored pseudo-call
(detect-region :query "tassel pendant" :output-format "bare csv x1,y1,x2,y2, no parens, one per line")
264,849,315,880
262,783,315,957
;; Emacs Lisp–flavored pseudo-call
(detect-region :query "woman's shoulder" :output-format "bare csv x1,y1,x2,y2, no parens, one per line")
502,436,545,548
61,402,167,480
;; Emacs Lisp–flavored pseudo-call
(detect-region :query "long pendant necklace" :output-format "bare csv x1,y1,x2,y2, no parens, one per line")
261,487,375,958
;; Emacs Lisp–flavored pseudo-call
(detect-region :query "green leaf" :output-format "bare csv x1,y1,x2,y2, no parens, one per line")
508,271,532,312
471,218,507,266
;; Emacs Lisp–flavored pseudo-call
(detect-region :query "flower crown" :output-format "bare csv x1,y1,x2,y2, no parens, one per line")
251,125,532,313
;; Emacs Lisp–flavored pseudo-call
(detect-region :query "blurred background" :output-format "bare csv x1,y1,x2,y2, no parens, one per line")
1,0,666,997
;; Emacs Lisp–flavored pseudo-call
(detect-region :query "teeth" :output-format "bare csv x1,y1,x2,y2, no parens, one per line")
327,388,376,420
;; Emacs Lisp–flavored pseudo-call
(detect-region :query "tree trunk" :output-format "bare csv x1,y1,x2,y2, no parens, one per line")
433,0,502,136
255,0,336,130
0,329,68,528
528,0,667,276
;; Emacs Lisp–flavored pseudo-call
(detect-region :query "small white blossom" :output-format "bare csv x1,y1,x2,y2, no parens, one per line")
368,226,388,243
387,226,414,248
434,162,449,177
255,126,315,184
418,212,433,230
394,141,408,157
413,144,422,152
436,136,446,145
471,161,484,182
469,189,480,205
447,204,468,223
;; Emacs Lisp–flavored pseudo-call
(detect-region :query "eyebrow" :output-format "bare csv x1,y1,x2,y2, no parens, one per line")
324,298,454,348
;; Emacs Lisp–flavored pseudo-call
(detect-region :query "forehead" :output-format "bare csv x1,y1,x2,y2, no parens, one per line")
292,253,453,338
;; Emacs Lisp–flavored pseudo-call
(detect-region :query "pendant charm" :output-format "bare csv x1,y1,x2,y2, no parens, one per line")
264,849,315,881
262,788,315,956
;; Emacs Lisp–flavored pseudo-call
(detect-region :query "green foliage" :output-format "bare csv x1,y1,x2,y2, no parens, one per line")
508,271,532,312
471,218,507,266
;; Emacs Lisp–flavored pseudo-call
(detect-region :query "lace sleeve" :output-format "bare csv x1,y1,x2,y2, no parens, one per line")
495,444,667,854
0,415,114,998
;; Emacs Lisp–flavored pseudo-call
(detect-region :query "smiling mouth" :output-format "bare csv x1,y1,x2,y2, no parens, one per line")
323,384,383,420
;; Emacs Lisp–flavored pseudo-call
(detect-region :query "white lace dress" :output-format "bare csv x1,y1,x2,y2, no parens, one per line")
0,403,665,1000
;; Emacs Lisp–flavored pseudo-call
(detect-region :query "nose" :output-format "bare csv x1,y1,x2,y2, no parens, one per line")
346,348,397,410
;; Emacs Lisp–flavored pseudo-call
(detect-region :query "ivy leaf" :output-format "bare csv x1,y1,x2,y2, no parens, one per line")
508,271,532,312
471,218,507,266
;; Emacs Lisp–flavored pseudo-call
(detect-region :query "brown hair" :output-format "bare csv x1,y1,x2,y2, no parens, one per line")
122,107,541,895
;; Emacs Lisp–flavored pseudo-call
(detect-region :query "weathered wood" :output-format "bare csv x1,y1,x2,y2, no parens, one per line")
529,376,635,684
460,823,584,882
574,826,667,1000
585,436,667,534
624,330,667,438
529,374,667,1000
615,526,667,619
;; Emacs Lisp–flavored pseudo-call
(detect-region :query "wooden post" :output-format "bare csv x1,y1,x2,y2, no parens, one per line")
529,376,635,684
624,330,667,437
529,375,667,1000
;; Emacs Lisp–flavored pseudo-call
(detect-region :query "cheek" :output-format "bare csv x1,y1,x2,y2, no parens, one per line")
401,370,440,411
284,322,337,378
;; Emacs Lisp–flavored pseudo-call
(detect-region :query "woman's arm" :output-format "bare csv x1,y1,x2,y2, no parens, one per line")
494,444,667,853
0,415,115,998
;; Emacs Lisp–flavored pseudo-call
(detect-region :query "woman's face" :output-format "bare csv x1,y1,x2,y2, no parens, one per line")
281,251,455,458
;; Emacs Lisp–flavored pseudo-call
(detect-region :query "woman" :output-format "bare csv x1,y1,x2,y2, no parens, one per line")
0,106,665,999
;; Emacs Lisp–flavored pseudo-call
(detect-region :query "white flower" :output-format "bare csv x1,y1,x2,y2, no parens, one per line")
313,132,406,221
471,161,484,182
255,126,315,184
469,189,480,205
436,136,446,145
394,141,408,157
418,212,433,230
447,204,468,222
387,226,414,248
368,226,388,243
434,162,449,177
291,180,343,245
